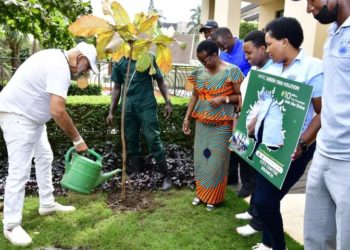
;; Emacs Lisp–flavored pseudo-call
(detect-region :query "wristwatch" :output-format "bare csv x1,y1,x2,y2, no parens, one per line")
298,139,308,152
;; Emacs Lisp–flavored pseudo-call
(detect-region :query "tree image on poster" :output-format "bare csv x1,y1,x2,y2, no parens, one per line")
229,70,313,189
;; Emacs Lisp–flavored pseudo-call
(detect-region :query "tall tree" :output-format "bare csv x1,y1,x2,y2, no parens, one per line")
0,30,11,83
147,0,165,27
0,0,91,49
148,0,154,13
186,6,201,34
2,26,29,73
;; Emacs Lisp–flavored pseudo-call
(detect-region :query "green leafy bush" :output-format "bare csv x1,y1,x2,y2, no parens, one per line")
68,83,102,96
46,103,194,154
0,96,194,155
239,21,258,39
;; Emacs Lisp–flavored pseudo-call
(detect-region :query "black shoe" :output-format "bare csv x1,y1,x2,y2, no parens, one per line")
160,176,173,191
237,187,251,198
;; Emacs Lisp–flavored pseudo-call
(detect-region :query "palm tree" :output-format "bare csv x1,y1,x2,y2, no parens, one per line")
2,26,29,73
148,0,154,13
147,0,166,27
0,34,11,87
186,6,201,34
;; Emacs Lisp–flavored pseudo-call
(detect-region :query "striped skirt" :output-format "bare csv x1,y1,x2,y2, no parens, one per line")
194,121,231,205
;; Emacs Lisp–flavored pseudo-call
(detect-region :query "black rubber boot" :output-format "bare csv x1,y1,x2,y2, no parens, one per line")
157,160,173,191
127,156,144,179
161,176,173,191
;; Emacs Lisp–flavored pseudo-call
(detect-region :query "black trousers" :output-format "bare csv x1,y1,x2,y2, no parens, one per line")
254,143,316,250
228,152,255,191
247,170,263,231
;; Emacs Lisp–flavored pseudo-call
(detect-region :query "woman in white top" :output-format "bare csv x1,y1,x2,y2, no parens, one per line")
234,30,273,237
252,17,323,250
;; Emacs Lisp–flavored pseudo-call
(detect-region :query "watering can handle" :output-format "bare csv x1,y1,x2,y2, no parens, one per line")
86,148,103,163
64,146,76,172
64,146,103,169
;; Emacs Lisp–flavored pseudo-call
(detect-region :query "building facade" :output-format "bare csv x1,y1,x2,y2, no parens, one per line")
201,0,329,59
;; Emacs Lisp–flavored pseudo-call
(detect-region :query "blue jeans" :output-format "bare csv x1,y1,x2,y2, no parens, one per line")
254,143,316,250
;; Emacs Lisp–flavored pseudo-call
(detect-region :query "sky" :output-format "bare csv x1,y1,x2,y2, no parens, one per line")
91,0,202,23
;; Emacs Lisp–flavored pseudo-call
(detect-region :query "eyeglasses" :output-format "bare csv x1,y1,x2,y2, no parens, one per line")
200,55,213,66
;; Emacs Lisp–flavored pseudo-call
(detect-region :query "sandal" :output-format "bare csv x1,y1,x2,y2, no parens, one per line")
192,197,201,206
206,204,216,211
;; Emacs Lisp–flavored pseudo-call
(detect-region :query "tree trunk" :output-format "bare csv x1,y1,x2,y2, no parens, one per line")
32,39,38,54
10,43,20,75
120,45,133,201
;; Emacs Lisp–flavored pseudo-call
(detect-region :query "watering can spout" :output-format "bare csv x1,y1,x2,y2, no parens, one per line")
94,169,122,188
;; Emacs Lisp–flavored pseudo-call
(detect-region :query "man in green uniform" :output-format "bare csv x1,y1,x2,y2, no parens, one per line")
107,56,173,191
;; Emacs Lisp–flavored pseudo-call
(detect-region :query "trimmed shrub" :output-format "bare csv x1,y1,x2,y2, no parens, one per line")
68,83,102,96
46,103,195,154
0,98,195,156
239,21,259,39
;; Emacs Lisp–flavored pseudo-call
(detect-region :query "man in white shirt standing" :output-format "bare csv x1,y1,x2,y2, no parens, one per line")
0,42,98,246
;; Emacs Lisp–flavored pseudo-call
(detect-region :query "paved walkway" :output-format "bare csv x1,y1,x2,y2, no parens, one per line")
231,162,312,245
281,162,311,244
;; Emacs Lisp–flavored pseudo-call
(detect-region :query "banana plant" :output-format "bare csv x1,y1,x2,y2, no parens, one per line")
68,1,185,200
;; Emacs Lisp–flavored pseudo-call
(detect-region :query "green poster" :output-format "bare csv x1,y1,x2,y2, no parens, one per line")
229,70,313,189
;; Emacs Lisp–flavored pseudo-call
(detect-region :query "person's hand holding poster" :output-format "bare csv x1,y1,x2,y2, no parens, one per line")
229,70,313,189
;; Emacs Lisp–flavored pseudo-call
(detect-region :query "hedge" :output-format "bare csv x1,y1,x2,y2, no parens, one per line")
67,83,102,96
239,21,259,39
0,96,195,156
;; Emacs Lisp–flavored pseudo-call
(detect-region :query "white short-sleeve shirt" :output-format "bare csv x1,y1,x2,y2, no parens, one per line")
0,49,71,124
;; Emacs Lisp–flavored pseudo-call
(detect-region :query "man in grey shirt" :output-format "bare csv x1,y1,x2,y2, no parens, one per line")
302,0,350,249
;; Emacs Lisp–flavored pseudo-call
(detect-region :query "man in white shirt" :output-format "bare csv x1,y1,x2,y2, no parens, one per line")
0,42,98,246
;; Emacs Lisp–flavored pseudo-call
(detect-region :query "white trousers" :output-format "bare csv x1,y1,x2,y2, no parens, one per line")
304,149,350,250
0,112,55,230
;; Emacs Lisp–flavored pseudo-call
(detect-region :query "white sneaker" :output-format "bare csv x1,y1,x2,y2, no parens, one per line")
236,224,258,236
235,211,253,220
4,226,32,246
39,202,75,216
252,243,272,250
192,197,201,206
206,204,216,212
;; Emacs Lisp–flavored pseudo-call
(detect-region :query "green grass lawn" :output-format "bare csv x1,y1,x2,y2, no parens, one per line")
0,189,302,250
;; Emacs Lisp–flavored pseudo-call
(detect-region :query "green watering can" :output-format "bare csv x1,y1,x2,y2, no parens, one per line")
60,147,120,194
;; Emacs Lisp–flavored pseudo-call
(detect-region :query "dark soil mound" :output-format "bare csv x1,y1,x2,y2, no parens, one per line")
107,187,158,212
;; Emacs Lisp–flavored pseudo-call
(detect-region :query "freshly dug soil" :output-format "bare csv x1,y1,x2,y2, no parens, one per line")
107,186,158,212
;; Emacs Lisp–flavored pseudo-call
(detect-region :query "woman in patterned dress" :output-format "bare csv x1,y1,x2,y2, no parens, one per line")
182,40,244,211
